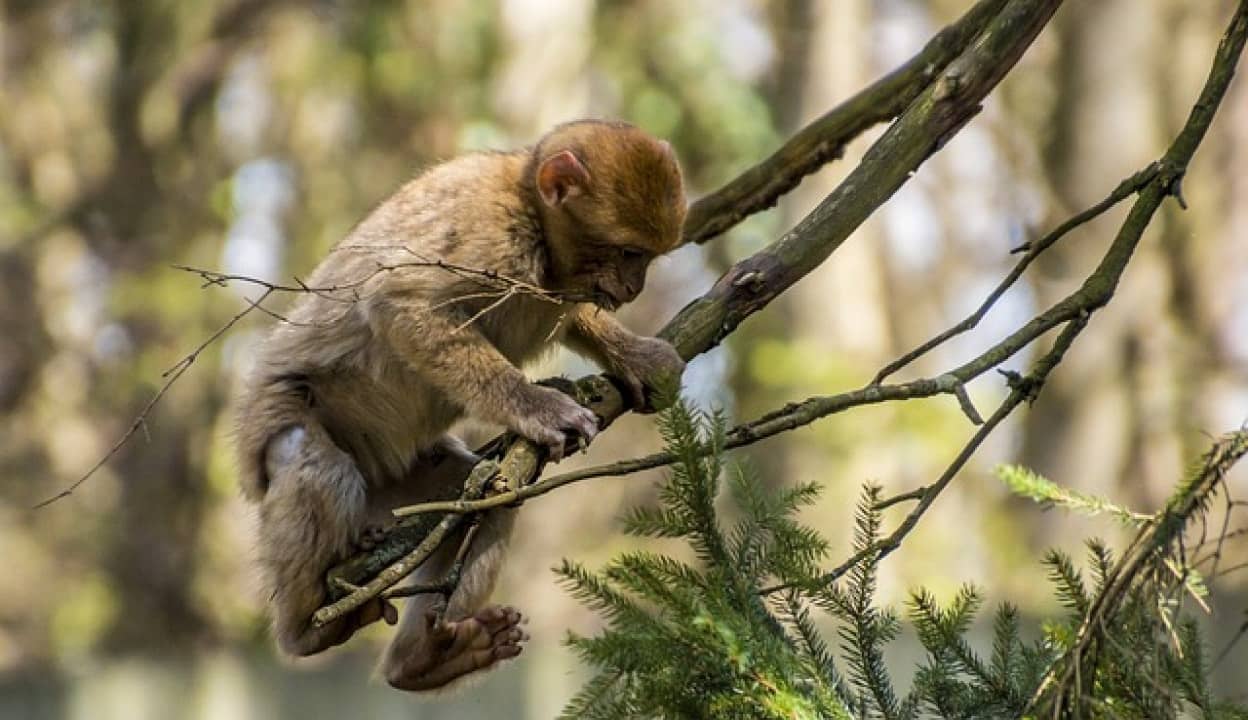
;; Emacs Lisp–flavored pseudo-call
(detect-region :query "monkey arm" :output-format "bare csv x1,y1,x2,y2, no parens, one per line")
563,304,637,369
564,304,685,411
372,296,598,453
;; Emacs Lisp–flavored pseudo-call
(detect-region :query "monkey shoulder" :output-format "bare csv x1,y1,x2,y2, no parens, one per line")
339,153,547,298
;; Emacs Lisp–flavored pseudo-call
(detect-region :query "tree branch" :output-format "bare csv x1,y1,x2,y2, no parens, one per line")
767,0,1248,600
680,0,1010,245
317,0,1063,623
871,162,1162,385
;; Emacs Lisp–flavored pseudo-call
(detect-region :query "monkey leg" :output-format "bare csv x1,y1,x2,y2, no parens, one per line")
259,423,382,656
380,509,525,691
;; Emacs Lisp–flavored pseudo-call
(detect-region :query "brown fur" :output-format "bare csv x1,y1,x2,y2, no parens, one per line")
234,119,686,691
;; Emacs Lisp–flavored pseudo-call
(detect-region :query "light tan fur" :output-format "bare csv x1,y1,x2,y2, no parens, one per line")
234,119,686,691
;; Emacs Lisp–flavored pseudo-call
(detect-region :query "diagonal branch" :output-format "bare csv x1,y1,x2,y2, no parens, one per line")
429,156,1173,506
680,0,1010,245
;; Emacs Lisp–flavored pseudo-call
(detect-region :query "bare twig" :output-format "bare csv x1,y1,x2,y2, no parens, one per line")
32,288,276,508
871,162,1162,385
762,314,1088,596
33,254,565,509
175,254,567,307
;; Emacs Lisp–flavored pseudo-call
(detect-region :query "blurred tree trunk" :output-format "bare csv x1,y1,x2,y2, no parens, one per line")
92,0,214,655
1021,0,1174,510
758,0,895,494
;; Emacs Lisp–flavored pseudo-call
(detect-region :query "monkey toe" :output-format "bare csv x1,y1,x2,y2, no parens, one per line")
465,606,527,665
474,605,524,635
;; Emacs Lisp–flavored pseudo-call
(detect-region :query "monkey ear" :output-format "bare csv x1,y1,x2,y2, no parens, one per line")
537,150,591,207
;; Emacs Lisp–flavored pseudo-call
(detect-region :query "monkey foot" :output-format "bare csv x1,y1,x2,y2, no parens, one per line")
386,605,527,691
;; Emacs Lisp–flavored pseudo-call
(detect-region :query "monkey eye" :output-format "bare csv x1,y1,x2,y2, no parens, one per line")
619,247,647,260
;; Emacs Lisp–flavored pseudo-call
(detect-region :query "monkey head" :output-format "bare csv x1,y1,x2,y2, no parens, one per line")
530,120,687,310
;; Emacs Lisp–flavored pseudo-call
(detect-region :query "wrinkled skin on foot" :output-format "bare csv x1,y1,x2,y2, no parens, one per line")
385,605,527,691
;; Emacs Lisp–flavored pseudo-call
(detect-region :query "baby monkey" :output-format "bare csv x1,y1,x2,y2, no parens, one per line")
234,120,687,691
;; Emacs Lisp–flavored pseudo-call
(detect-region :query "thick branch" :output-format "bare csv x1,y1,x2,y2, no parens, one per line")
662,0,1063,359
680,0,1010,245
316,0,1063,621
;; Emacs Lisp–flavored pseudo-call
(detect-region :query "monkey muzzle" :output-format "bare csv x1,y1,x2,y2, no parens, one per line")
592,290,622,310
593,280,639,310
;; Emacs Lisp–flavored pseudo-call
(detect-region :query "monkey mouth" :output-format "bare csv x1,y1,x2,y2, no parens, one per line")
592,286,625,310
594,293,621,310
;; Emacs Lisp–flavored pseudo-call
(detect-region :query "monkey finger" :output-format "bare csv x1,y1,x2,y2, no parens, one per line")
567,408,600,443
382,599,399,625
544,437,566,463
621,374,647,411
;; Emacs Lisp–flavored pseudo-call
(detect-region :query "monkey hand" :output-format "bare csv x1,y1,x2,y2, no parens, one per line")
512,383,599,462
610,336,685,413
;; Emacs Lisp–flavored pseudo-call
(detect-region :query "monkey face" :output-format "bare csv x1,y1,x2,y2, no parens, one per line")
533,120,687,309
552,214,680,310
577,242,654,310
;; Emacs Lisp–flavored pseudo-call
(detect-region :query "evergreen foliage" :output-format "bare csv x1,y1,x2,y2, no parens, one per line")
559,399,1247,719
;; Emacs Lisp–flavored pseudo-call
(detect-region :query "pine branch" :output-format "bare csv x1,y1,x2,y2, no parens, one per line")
1029,430,1248,716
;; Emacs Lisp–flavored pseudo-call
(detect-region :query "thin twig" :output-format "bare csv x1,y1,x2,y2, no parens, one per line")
392,374,983,518
33,288,275,508
872,162,1161,385
763,314,1089,596
873,486,930,511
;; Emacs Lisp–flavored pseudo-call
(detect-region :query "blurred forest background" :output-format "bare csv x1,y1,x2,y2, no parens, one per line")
1,1,1246,718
